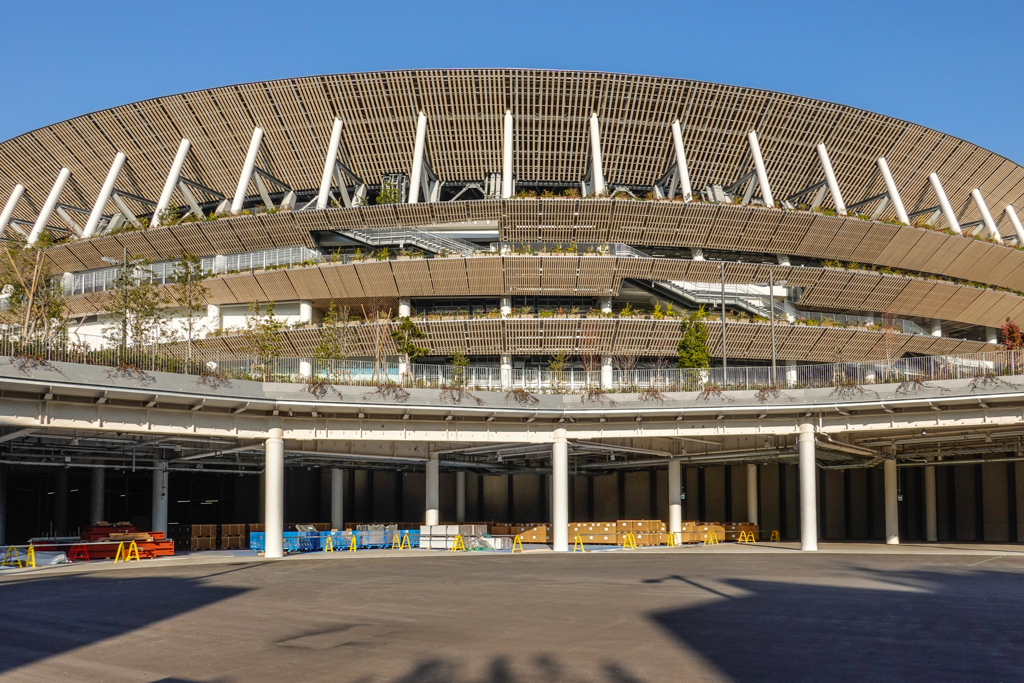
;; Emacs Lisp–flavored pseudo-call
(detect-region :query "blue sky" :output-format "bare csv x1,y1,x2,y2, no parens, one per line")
3,0,1022,162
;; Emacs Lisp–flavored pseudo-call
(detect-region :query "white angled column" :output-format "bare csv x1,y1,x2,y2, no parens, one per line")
316,119,344,210
82,152,126,238
668,459,682,538
90,466,105,525
456,471,466,523
264,427,285,558
971,189,1002,243
231,128,265,213
425,453,439,526
670,121,693,201
0,184,25,238
877,157,910,225
552,428,569,552
1004,205,1024,245
929,173,962,234
815,144,846,215
408,112,428,204
884,458,899,544
798,421,817,551
331,467,344,530
151,139,190,227
588,113,606,196
924,459,937,542
151,463,169,534
746,463,758,524
747,130,774,208
502,110,514,198
27,167,71,245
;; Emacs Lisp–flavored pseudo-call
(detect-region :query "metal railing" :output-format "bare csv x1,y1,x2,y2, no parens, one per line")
339,227,478,256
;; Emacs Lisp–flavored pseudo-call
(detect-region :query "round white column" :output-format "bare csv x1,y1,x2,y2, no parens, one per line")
930,319,942,337
500,354,513,390
924,461,937,542
746,463,758,525
552,429,569,551
425,455,439,526
299,359,313,378
399,297,411,318
331,467,344,530
90,466,105,525
151,464,168,534
798,422,818,551
987,327,999,345
207,303,222,333
299,300,314,324
456,471,466,523
884,458,899,544
668,459,682,536
500,296,512,318
264,428,285,558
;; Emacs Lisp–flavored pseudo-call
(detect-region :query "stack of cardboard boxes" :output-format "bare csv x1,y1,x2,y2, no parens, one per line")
190,524,217,550
720,522,759,541
221,524,246,550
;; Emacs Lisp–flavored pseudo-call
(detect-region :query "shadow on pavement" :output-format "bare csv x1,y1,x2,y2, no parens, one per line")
649,567,1024,682
348,656,646,683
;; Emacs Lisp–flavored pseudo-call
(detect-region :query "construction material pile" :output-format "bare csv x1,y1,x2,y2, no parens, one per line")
488,520,759,545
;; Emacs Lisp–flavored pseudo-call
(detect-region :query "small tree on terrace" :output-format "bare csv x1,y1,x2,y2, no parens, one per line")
677,306,710,369
390,317,429,383
243,301,284,379
1000,317,1022,350
376,179,401,205
102,260,166,360
170,251,209,370
314,302,353,374
0,235,69,344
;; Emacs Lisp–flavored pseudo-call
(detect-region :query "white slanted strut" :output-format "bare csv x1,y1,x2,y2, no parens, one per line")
876,157,910,225
231,127,265,213
502,110,514,199
928,173,962,235
152,139,191,227
747,130,774,208
1004,205,1024,245
588,113,606,196
82,152,127,238
670,121,693,201
971,189,1002,243
0,184,26,238
316,118,344,210
408,112,428,204
27,167,71,246
815,143,846,215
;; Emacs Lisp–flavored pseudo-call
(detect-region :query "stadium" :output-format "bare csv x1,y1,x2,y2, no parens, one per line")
1,68,1024,557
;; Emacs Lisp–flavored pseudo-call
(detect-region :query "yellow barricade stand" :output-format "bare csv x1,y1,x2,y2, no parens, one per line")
349,535,358,552
451,534,466,551
622,533,638,550
738,531,756,544
573,535,586,553
2,546,23,567
390,533,401,550
400,533,412,550
667,532,681,547
25,546,35,568
324,536,334,552
114,541,141,563
770,530,780,542
512,535,523,553
702,531,720,546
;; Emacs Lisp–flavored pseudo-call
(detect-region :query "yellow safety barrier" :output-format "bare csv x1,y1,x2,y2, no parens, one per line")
622,533,638,550
1,546,32,568
400,533,412,550
114,541,141,563
512,535,523,553
738,531,756,543
325,536,334,552
25,546,35,568
451,534,466,551
770,530,780,542
702,531,720,546
667,531,682,547
349,535,358,552
390,533,401,550
573,535,586,553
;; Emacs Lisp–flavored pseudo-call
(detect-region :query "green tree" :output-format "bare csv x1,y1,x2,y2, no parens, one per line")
0,235,67,343
102,260,166,358
375,179,401,205
243,301,284,361
677,306,710,369
170,252,210,369
314,302,352,363
390,317,429,370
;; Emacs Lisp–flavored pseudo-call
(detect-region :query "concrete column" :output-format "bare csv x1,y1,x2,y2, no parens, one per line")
425,454,439,526
54,467,69,537
90,466,105,525
331,468,344,530
798,422,817,551
599,296,614,390
884,458,899,545
0,464,6,546
785,359,798,388
398,297,411,318
500,353,513,391
924,461,937,542
151,463,168,535
265,428,285,558
552,429,569,551
500,296,512,318
299,359,313,378
746,463,758,525
456,471,466,523
207,303,222,333
930,319,942,337
299,300,314,324
987,327,999,345
668,459,682,537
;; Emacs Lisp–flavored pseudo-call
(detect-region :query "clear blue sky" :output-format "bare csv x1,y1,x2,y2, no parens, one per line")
3,0,1023,163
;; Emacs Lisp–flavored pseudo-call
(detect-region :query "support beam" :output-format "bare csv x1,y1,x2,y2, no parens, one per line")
924,460,937,542
670,121,693,201
928,173,962,234
82,153,127,239
264,427,284,558
408,113,428,204
27,167,71,245
747,130,774,207
1004,205,1024,245
317,119,344,210
0,184,25,238
151,139,190,227
54,467,69,536
231,128,264,213
971,188,1002,243
552,428,569,551
152,462,168,535
815,144,846,215
589,113,606,196
668,459,681,537
877,157,910,225
500,353,512,391
331,467,344,530
599,296,614,390
502,111,514,199
930,319,942,337
746,463,758,525
884,458,899,544
425,453,439,525
456,471,466,523
798,421,817,551
90,466,105,525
